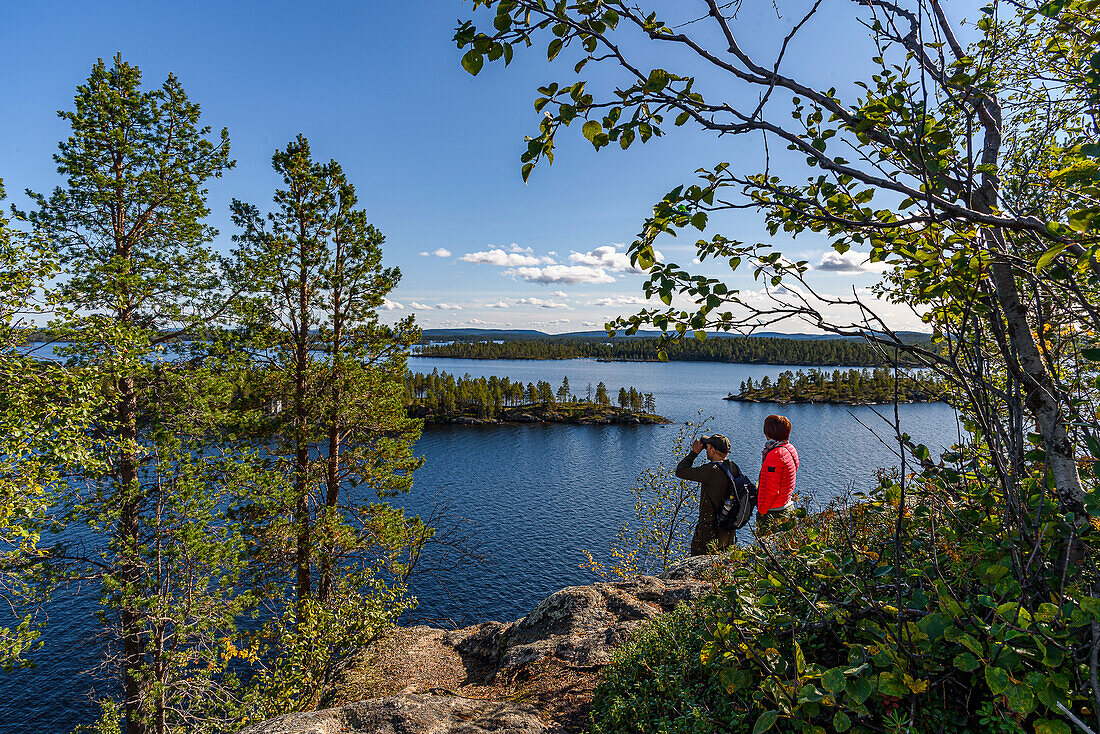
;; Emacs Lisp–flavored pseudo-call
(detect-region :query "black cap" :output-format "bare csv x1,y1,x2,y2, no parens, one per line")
701,434,731,453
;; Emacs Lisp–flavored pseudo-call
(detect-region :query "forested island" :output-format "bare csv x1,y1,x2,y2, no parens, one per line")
725,368,947,405
405,370,668,424
413,335,930,366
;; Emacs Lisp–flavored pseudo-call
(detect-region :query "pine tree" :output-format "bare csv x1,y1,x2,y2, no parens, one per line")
557,375,570,402
228,136,427,714
24,56,243,734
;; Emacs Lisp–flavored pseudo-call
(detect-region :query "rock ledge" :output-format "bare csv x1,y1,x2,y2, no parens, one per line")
241,556,726,734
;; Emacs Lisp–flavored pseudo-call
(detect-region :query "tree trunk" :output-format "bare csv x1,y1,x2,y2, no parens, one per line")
987,250,1084,511
295,241,312,611
973,95,1084,515
118,375,147,734
318,276,344,604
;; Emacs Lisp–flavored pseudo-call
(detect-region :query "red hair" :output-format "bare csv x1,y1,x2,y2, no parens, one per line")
764,414,791,441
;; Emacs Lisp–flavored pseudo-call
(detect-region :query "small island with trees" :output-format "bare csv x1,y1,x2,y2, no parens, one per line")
405,370,669,425
725,368,947,405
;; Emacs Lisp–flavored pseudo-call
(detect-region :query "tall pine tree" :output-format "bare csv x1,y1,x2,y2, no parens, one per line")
25,55,242,734
227,136,427,715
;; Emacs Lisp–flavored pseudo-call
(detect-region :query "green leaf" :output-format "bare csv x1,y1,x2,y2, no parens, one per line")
461,50,484,76
846,676,872,703
877,671,909,697
582,120,602,142
548,38,564,61
1067,207,1099,232
985,666,1009,695
646,68,670,92
1034,719,1071,734
1036,243,1068,273
953,652,980,672
833,711,851,732
822,667,846,693
1004,681,1035,715
752,711,779,734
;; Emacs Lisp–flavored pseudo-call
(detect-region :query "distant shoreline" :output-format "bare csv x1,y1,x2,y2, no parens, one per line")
409,404,671,426
411,354,905,368
723,394,944,406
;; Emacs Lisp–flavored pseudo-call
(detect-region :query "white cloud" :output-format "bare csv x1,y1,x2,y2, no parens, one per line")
508,243,534,254
509,264,616,285
531,318,571,327
816,250,882,274
432,247,452,258
463,318,510,326
486,301,510,309
461,248,553,267
550,290,568,298
380,298,405,311
409,301,434,310
419,251,430,257
593,295,649,307
436,302,464,310
515,297,573,310
568,244,662,274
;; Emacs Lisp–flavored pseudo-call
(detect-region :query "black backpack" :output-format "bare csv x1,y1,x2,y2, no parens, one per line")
711,460,758,531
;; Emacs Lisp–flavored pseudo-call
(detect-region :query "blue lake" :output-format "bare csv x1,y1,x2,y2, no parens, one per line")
0,356,961,731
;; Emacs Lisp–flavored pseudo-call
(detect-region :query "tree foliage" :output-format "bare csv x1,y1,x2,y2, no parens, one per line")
734,367,946,404
414,334,926,366
19,54,239,734
406,368,654,418
458,0,1100,727
226,136,428,717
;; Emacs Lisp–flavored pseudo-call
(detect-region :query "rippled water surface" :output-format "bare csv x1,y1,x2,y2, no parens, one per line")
1,356,961,731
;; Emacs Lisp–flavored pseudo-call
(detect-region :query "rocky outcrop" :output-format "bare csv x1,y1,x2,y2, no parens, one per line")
241,556,727,734
239,695,553,734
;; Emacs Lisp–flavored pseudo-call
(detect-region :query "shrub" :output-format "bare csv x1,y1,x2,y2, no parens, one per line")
697,473,1094,733
591,469,1098,734
589,598,749,734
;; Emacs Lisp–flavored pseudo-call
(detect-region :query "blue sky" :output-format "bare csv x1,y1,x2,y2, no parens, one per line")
1,1,975,333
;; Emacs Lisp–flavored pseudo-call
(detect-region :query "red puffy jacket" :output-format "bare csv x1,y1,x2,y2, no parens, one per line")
758,442,799,514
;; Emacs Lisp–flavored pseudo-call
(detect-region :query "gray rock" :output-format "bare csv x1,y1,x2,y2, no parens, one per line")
247,561,720,734
659,554,723,580
239,694,556,734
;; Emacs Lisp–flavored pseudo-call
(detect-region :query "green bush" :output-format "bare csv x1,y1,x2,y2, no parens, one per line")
589,599,749,734
590,468,1098,734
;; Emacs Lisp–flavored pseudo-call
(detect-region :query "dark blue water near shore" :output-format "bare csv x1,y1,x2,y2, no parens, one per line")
0,357,960,731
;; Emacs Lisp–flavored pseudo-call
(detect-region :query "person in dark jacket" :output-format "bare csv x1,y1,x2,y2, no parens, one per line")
757,414,799,535
675,433,742,555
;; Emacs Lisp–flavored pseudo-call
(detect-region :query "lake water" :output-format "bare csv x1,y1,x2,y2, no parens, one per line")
0,356,961,731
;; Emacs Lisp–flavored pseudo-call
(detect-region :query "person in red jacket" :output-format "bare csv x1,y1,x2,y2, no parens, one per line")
757,414,799,535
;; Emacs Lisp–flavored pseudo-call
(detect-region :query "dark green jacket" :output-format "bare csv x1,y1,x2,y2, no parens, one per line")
676,451,740,555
